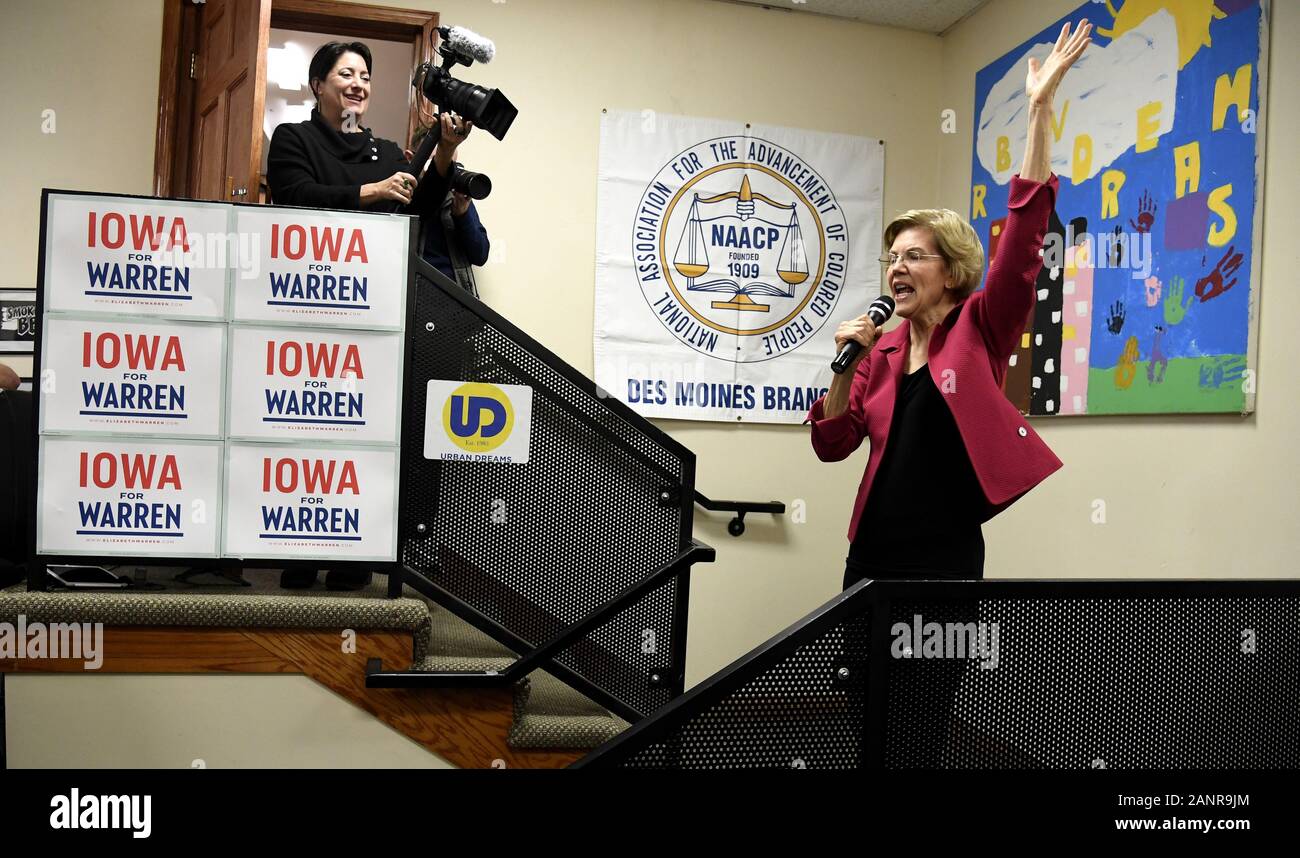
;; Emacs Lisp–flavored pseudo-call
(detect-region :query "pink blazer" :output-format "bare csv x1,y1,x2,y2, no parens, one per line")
808,174,1064,542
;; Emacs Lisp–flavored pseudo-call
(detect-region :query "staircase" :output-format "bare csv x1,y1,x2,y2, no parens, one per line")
1,568,628,767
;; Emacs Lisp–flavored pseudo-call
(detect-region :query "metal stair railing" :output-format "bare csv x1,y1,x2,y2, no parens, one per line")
575,578,1300,769
384,261,712,723
367,540,714,717
693,491,786,537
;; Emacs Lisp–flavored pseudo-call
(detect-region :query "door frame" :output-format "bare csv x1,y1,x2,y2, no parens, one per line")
154,0,440,199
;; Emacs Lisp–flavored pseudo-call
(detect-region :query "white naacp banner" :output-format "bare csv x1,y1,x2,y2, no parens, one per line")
595,111,883,423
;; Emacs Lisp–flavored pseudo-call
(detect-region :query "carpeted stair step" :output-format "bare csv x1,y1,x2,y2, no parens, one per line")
420,600,629,750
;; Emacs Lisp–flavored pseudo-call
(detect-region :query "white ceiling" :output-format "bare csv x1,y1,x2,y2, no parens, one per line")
712,0,995,34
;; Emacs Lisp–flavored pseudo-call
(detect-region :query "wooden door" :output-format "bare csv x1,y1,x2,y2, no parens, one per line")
190,0,271,202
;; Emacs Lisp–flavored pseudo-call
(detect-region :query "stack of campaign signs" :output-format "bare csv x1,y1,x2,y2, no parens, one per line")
33,191,413,566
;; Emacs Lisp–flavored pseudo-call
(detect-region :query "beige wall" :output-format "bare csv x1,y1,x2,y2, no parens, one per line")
2,0,1295,766
0,0,164,287
6,674,451,768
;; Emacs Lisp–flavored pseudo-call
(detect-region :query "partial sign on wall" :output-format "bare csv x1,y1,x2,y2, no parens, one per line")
971,0,1267,415
595,111,884,423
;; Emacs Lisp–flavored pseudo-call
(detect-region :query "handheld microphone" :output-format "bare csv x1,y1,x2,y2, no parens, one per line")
440,26,496,63
831,295,895,375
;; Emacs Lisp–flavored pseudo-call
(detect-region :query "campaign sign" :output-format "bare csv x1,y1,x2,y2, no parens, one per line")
37,437,223,557
43,194,229,319
223,444,397,560
423,381,534,464
232,207,408,330
40,316,225,437
226,326,401,443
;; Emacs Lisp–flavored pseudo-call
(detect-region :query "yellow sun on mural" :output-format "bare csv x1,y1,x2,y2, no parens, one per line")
1096,0,1227,69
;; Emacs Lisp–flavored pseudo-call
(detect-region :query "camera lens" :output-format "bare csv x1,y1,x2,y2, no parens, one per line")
451,166,492,200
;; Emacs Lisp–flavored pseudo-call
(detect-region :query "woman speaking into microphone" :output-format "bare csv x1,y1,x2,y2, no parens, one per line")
809,20,1091,591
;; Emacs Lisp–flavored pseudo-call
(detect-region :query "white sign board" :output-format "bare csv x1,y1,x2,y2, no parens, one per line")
39,315,225,437
222,444,398,560
35,191,411,563
37,436,223,557
226,325,403,443
231,207,409,329
43,194,230,320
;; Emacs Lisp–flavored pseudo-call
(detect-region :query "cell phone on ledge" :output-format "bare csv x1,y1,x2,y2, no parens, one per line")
46,565,129,589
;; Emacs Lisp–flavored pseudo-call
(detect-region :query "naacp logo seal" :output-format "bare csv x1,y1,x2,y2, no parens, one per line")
631,136,850,363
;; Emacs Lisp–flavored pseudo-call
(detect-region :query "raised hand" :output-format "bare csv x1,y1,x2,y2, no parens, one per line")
432,112,475,178
1106,300,1125,335
440,111,474,149
1129,190,1157,234
1026,19,1092,108
1164,275,1193,325
1194,245,1244,303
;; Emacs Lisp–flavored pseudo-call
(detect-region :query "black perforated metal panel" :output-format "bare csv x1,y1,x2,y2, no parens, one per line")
400,265,694,718
885,593,1300,770
613,615,871,769
578,581,1300,769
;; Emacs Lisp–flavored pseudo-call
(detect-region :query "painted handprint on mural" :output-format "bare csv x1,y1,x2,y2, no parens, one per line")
1147,326,1168,384
1164,275,1193,325
1108,225,1125,268
1129,190,1157,234
1115,335,1140,390
1198,355,1247,390
1105,300,1125,334
1195,245,1244,303
1144,275,1161,308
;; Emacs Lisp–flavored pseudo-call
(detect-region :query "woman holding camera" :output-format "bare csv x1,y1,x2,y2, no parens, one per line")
267,40,470,213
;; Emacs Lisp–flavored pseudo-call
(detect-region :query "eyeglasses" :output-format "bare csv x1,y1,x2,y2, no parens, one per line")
878,249,944,268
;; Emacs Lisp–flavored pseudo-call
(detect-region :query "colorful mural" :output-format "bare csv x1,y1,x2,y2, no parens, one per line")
971,0,1267,415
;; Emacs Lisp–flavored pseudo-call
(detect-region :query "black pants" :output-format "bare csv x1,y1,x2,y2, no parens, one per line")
844,526,984,768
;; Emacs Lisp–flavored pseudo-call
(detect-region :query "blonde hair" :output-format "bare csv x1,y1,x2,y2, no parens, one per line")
883,209,985,299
